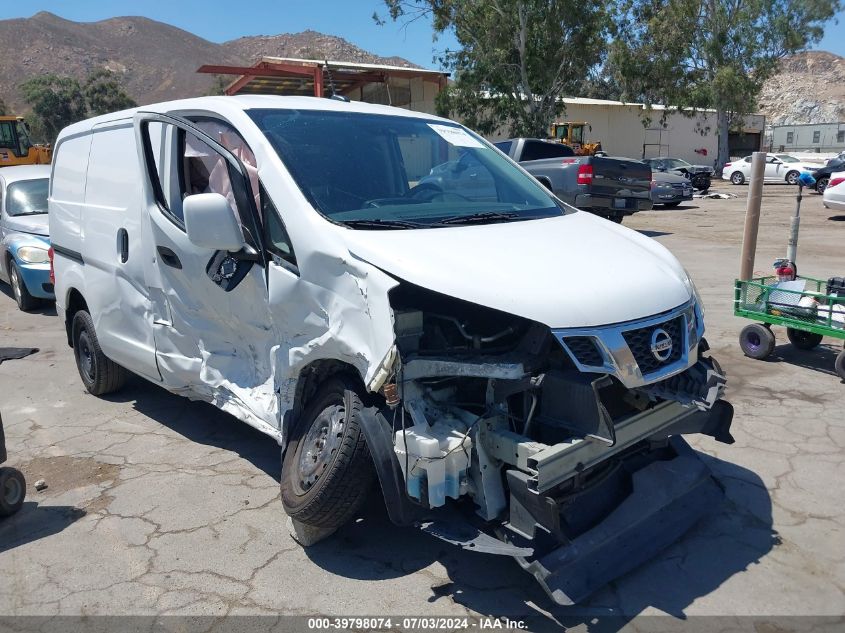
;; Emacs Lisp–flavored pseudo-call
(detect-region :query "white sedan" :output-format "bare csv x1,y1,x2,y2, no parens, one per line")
722,154,821,185
822,171,845,212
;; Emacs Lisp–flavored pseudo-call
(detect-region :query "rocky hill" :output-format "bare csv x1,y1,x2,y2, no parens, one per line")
757,51,845,126
0,12,416,114
225,30,416,69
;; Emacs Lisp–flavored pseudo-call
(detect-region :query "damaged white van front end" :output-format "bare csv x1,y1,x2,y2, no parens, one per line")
49,96,733,605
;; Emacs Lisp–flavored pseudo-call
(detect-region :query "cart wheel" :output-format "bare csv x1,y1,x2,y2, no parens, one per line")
786,328,823,350
835,349,845,381
740,323,775,359
0,467,26,517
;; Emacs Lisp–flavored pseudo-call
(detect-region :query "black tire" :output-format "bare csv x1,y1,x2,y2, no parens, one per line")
785,170,800,185
786,328,823,350
816,177,830,194
739,323,775,360
281,375,375,530
72,310,127,396
607,214,623,224
836,349,845,381
730,171,745,185
0,467,26,517
662,201,682,208
9,261,39,312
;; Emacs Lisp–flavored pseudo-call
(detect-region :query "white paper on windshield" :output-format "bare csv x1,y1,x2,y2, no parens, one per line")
428,124,485,148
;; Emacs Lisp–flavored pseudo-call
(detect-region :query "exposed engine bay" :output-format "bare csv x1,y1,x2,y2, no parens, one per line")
379,282,734,604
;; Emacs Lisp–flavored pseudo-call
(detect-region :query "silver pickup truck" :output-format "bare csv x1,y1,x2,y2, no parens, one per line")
495,138,653,223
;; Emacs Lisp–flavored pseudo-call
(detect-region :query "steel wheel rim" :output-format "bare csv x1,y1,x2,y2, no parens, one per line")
77,332,95,381
3,475,22,505
787,172,799,185
732,173,742,184
295,403,345,494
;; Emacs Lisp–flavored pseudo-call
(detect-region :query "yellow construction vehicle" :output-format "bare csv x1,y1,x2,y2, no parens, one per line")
0,116,51,166
550,121,603,156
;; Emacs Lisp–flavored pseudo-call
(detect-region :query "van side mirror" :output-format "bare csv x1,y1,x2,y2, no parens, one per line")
183,193,246,252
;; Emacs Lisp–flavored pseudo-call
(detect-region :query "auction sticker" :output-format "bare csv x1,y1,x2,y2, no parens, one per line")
428,123,485,148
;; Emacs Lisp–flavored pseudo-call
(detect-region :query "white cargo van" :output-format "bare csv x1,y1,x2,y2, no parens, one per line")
49,96,734,604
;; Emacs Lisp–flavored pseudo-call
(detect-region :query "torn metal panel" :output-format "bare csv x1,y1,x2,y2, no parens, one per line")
267,251,399,432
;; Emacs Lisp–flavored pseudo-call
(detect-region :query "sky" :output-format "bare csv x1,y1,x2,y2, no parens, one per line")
0,0,459,69
0,1,842,66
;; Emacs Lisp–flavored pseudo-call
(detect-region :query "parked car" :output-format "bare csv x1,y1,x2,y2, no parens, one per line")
50,96,733,605
723,154,820,185
822,171,845,212
651,171,694,207
812,156,845,194
643,157,712,191
495,138,652,223
0,164,53,311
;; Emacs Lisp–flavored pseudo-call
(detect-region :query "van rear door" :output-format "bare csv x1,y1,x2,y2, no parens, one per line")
135,112,280,434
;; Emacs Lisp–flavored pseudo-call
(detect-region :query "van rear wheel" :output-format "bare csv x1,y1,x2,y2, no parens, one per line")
281,375,375,531
72,310,127,396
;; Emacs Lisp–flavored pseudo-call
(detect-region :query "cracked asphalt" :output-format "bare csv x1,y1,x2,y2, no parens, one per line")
0,184,843,627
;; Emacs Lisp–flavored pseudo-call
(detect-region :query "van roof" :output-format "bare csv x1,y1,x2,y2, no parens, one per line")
57,95,450,139
0,164,51,184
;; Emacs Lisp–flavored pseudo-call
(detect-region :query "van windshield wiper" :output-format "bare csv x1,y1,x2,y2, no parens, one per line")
434,211,521,226
342,218,426,230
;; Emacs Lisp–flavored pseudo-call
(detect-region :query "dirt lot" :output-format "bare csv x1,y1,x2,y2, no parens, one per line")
0,183,842,628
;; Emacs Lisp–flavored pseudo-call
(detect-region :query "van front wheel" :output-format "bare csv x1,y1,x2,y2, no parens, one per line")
281,376,375,530
72,310,127,396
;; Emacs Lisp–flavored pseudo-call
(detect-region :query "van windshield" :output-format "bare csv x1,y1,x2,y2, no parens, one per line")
6,178,49,216
247,109,564,229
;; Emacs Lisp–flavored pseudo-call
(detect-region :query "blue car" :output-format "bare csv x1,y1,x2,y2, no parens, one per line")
0,165,53,311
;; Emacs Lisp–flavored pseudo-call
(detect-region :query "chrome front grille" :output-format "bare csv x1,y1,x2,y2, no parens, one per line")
621,315,684,375
555,300,703,389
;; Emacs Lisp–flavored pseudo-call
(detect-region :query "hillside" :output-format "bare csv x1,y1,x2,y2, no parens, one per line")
0,12,417,114
4,12,841,128
757,51,845,126
224,30,416,69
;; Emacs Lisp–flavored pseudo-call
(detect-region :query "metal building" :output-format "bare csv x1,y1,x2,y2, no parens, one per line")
197,57,448,115
487,98,766,165
771,122,845,153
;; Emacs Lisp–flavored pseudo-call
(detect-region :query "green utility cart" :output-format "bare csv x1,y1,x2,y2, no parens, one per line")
735,276,845,380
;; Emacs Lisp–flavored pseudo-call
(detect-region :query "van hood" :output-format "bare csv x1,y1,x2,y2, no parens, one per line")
341,212,693,329
3,214,49,237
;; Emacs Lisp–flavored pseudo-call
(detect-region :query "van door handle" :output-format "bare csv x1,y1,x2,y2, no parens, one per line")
156,245,182,269
117,228,129,263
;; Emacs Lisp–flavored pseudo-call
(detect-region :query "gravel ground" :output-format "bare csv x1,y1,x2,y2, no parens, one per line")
0,183,842,629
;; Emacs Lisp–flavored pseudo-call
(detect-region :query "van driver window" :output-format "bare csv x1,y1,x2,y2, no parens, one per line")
181,132,243,226
192,120,261,214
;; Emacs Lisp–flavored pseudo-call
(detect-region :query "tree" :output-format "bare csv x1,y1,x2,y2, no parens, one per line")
0,96,6,116
84,68,137,116
611,0,842,174
206,74,230,96
380,0,615,137
19,75,87,143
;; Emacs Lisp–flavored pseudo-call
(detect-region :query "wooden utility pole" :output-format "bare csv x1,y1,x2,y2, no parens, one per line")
739,151,766,280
